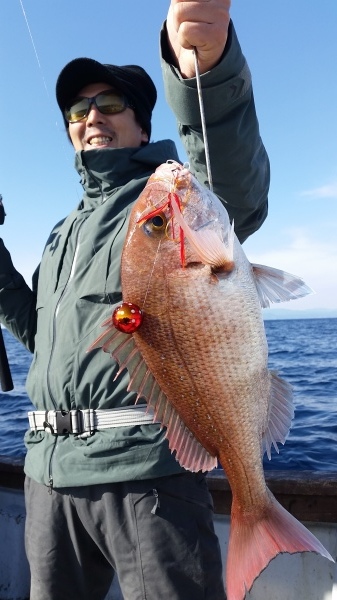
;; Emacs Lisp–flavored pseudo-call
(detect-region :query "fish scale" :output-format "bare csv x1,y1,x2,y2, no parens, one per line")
139,288,246,446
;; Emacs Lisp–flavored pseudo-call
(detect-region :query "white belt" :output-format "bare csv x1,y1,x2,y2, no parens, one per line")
28,405,157,435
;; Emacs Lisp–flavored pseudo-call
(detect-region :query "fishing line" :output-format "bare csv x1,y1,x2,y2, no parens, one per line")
142,238,163,312
193,48,213,192
18,0,81,201
19,0,49,98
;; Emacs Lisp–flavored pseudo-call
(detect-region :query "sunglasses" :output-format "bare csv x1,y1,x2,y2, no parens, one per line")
64,89,134,123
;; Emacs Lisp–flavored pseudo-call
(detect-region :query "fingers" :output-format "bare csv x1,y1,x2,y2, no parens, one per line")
167,0,231,77
172,0,231,49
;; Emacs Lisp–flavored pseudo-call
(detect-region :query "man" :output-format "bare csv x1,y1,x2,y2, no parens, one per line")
0,1,269,599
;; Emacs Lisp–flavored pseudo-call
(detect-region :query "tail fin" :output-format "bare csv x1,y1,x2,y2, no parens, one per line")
226,489,333,600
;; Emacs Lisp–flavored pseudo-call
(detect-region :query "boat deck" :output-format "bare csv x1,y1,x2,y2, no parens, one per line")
1,457,336,600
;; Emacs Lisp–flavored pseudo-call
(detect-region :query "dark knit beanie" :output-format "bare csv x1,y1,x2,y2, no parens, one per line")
56,57,157,139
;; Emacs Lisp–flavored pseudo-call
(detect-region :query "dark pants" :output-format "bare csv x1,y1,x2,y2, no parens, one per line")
25,472,226,600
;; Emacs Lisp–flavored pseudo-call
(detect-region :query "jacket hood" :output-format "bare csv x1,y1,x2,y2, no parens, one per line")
75,140,179,209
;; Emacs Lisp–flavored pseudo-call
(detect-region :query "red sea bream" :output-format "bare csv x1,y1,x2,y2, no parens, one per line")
90,161,333,600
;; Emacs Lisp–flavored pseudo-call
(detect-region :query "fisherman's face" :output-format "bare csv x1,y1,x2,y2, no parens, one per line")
68,82,149,151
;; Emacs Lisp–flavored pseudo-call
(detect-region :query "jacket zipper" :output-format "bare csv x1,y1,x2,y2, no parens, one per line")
81,154,108,204
45,218,87,490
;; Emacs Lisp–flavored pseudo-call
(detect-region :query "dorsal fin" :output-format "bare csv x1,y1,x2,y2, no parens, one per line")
88,323,217,472
262,371,294,459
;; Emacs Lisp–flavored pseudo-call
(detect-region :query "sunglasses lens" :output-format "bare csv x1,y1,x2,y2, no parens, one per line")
65,91,129,123
65,98,90,123
96,91,127,114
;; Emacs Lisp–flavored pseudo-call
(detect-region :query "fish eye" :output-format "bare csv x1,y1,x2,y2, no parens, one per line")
142,212,167,236
150,214,166,230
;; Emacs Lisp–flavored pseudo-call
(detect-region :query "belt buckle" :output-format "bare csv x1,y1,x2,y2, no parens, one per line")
55,410,75,434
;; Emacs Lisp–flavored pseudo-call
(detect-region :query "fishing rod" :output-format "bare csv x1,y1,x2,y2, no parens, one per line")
0,195,14,392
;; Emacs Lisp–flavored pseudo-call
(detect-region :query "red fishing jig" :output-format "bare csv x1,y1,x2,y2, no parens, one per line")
112,302,143,333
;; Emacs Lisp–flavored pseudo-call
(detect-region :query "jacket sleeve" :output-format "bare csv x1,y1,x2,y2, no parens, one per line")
0,238,37,352
160,21,270,243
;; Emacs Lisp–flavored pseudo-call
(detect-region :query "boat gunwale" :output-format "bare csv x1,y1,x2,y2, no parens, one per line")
1,456,336,524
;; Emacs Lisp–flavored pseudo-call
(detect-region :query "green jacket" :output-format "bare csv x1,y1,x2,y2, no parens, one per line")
0,23,269,487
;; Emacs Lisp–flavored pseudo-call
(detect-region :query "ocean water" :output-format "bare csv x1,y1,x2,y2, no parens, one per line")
0,319,336,471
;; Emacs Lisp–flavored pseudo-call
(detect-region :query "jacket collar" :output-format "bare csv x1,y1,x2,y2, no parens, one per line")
74,140,179,208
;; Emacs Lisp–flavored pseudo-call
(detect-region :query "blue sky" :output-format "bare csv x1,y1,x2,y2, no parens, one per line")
1,1,336,312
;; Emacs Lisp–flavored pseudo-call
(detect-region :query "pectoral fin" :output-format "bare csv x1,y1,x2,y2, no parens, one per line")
170,195,234,269
252,264,313,308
